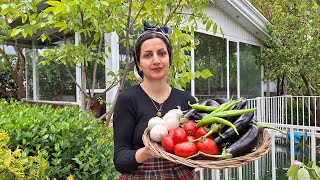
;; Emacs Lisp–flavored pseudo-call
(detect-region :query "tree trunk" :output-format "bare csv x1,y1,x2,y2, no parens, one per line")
81,63,87,112
104,0,134,126
316,108,320,127
12,46,26,100
283,75,287,95
294,58,318,126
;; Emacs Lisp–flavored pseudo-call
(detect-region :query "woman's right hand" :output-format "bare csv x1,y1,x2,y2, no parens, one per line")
135,147,158,163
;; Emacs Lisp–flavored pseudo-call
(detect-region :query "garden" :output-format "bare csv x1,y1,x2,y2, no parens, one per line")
1,0,320,179
0,100,118,179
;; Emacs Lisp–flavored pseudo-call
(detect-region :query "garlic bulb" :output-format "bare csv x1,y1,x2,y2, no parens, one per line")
148,116,164,129
150,124,168,142
167,106,183,118
162,112,180,131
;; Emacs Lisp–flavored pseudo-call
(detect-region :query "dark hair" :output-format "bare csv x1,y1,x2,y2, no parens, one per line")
133,31,172,78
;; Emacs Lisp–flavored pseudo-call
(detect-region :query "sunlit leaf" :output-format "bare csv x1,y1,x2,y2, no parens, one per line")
297,168,310,180
25,2,33,10
101,1,109,6
10,29,21,36
1,4,8,10
288,165,300,177
311,165,320,180
59,26,67,32
67,1,76,6
46,1,62,7
22,31,28,38
43,7,56,13
206,21,212,31
93,33,100,42
1,4,9,15
201,69,213,78
54,22,66,28
219,27,224,38
213,23,217,35
53,5,64,14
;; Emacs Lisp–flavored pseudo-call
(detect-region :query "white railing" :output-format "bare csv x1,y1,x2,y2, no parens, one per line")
247,96,320,127
198,96,320,180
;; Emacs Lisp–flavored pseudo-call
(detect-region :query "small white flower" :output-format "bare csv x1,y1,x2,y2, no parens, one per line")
292,160,302,167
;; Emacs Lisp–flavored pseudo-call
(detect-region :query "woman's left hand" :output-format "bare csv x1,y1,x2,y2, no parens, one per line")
135,147,159,163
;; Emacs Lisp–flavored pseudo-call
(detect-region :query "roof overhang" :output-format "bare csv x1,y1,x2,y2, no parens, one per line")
2,0,71,49
212,0,270,41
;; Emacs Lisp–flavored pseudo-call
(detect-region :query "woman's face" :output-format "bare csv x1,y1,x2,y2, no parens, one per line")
138,38,170,81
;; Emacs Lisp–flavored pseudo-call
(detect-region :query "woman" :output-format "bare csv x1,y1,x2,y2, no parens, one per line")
113,22,197,179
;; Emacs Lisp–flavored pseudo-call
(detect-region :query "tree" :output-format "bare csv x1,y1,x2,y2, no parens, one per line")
250,0,320,125
1,0,217,123
0,11,26,100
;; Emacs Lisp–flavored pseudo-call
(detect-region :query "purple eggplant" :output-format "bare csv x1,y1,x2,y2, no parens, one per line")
228,98,248,123
214,98,229,105
225,120,260,158
183,99,210,119
215,113,254,145
205,99,220,107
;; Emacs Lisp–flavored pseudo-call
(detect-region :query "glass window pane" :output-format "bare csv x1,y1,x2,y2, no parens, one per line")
229,41,237,98
87,61,105,89
37,53,76,101
119,41,136,88
240,43,261,99
25,50,33,99
194,32,227,101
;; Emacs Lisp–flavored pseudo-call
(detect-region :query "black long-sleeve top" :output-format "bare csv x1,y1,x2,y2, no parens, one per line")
113,84,196,174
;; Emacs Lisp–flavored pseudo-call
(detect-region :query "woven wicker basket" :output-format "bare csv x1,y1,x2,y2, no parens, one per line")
142,128,271,169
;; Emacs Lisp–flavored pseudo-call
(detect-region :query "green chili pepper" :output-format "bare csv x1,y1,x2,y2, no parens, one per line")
256,122,287,134
209,99,234,114
188,101,218,112
218,98,243,112
200,99,230,120
211,108,256,118
196,116,239,135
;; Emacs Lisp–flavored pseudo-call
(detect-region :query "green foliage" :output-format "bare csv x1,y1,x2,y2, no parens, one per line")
0,99,119,179
0,131,49,180
0,15,9,41
249,0,276,21
251,0,320,96
1,0,217,93
0,72,18,100
287,160,320,180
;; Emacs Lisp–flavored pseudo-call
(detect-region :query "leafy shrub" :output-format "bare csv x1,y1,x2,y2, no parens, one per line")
287,160,320,180
0,72,18,100
0,131,49,179
0,100,119,179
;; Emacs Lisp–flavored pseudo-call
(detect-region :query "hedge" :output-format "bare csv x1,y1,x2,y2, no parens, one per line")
0,99,119,179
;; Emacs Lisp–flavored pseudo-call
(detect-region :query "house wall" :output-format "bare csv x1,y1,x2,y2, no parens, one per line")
189,4,264,100
197,5,262,46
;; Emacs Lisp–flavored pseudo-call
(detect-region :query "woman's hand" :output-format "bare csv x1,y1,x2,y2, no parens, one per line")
135,147,159,163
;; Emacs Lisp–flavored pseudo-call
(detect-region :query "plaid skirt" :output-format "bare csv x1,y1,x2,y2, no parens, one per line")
119,158,197,180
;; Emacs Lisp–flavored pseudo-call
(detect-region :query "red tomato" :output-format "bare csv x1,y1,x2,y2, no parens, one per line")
161,135,175,153
168,128,176,136
197,138,218,160
182,121,197,136
174,142,198,157
173,128,188,144
195,126,212,139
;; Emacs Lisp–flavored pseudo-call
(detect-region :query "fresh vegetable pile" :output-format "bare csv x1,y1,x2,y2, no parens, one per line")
147,98,286,160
